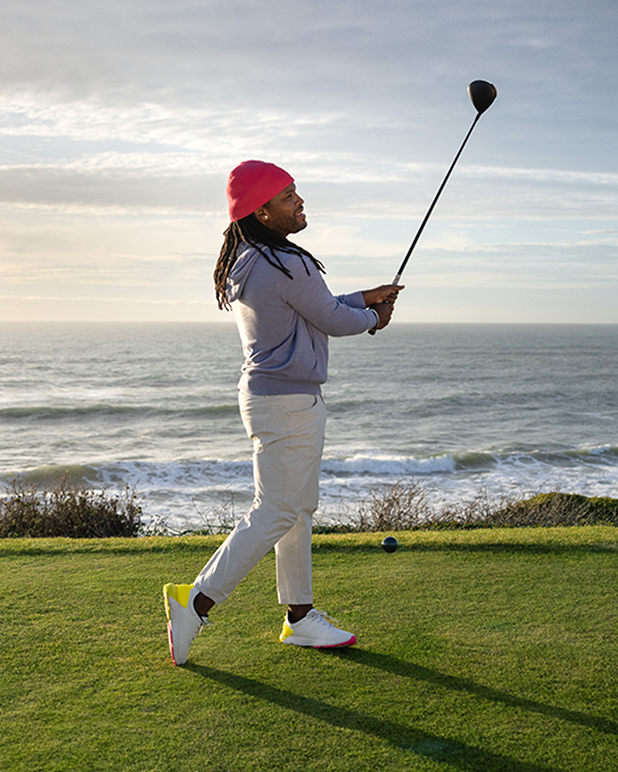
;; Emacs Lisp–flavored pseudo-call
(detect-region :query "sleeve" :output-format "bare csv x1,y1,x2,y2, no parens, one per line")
334,291,366,309
279,256,376,337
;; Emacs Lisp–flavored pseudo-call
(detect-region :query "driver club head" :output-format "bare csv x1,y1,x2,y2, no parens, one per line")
468,80,498,114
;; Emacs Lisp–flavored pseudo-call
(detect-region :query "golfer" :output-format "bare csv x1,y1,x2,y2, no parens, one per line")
164,160,402,665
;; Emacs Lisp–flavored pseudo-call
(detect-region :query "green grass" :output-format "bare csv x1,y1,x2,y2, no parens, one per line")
1,528,617,771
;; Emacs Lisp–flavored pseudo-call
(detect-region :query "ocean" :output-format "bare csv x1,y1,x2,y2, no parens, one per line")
1,322,617,531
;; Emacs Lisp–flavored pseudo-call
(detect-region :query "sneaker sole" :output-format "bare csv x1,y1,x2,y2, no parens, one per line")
163,584,172,621
167,620,180,666
163,586,181,665
281,634,357,648
163,583,195,666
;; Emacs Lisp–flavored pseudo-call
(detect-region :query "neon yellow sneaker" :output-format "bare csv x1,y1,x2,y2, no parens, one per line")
279,609,356,648
163,583,210,665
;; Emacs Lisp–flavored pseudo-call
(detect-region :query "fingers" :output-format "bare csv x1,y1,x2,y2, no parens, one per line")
383,284,404,305
380,302,394,329
370,301,394,329
362,284,405,307
384,284,404,303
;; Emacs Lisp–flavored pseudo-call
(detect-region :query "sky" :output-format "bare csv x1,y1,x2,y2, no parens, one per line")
0,0,617,324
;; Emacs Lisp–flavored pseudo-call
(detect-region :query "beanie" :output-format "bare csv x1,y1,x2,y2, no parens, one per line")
226,160,294,222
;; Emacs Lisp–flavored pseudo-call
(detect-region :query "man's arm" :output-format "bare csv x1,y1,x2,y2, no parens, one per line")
279,260,391,336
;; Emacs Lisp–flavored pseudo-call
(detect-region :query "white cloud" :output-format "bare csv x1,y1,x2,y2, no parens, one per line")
0,0,617,321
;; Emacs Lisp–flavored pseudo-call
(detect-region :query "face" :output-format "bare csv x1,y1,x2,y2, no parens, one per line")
255,183,307,237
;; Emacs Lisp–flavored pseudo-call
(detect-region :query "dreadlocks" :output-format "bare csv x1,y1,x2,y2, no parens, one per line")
213,214,325,311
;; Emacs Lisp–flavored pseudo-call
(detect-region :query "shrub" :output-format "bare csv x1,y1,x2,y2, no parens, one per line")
0,476,142,538
187,490,239,536
352,479,431,531
318,480,618,533
485,492,618,528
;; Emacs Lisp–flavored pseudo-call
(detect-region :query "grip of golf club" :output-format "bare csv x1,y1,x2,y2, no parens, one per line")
368,273,401,335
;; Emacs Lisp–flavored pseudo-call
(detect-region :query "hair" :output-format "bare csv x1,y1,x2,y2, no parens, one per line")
213,214,325,311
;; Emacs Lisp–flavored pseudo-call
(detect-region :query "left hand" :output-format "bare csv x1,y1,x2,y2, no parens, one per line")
361,284,404,307
369,301,394,330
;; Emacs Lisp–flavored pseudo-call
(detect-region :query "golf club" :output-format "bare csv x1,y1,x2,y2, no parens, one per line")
369,80,497,334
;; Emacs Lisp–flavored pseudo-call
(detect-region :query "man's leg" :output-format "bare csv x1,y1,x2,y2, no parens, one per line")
193,392,326,605
164,391,352,661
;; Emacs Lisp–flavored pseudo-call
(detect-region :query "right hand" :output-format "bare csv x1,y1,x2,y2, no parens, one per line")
362,284,404,307
369,302,394,330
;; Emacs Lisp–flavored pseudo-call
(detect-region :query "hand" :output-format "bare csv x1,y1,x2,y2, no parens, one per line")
362,284,404,307
369,301,394,330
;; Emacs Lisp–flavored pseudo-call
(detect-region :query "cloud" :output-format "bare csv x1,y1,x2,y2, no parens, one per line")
0,0,617,322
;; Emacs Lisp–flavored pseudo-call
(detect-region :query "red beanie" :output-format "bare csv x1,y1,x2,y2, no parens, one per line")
226,160,294,222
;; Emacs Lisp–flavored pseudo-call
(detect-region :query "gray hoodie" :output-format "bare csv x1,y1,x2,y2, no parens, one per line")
227,243,377,395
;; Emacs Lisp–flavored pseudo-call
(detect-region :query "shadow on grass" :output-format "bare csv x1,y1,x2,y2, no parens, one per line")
330,648,618,736
186,661,564,771
0,538,221,558
312,539,618,557
3,533,615,559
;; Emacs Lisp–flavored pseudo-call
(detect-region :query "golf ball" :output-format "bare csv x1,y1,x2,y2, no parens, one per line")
381,536,399,553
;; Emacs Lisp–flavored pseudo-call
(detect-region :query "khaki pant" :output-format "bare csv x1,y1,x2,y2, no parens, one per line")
194,392,327,606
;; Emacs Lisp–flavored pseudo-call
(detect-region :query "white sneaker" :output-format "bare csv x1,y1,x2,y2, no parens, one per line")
163,583,210,665
279,609,356,648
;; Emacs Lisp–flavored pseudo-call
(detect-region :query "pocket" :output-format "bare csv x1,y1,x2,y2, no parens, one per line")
285,394,318,415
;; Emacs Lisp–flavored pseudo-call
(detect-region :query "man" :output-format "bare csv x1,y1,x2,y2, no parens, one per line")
164,160,402,665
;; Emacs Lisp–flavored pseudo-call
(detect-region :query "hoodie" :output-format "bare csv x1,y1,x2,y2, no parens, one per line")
226,244,377,395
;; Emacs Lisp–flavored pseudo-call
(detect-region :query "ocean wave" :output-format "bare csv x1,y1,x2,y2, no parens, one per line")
4,445,617,489
321,445,618,478
3,445,617,526
0,458,251,486
321,452,457,477
454,445,618,472
0,463,101,487
0,403,239,420
92,459,253,489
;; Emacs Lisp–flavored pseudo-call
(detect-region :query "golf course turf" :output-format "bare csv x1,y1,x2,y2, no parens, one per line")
1,527,616,771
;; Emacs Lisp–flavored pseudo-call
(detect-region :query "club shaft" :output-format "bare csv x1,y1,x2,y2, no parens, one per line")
392,111,481,285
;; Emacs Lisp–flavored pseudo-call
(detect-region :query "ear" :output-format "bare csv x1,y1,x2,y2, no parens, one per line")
253,206,269,222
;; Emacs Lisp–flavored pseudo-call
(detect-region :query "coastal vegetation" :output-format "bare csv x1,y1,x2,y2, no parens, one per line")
1,476,617,538
319,480,618,533
0,475,141,538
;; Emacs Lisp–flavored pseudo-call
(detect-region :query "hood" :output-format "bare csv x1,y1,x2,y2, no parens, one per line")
226,244,262,304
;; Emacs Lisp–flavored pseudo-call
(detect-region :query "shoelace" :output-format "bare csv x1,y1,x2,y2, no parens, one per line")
197,614,212,633
310,610,339,626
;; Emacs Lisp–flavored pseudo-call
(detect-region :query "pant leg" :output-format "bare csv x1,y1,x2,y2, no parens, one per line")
274,396,325,604
193,392,326,606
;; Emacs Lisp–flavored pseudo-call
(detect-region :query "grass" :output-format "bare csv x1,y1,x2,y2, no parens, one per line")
1,528,617,771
